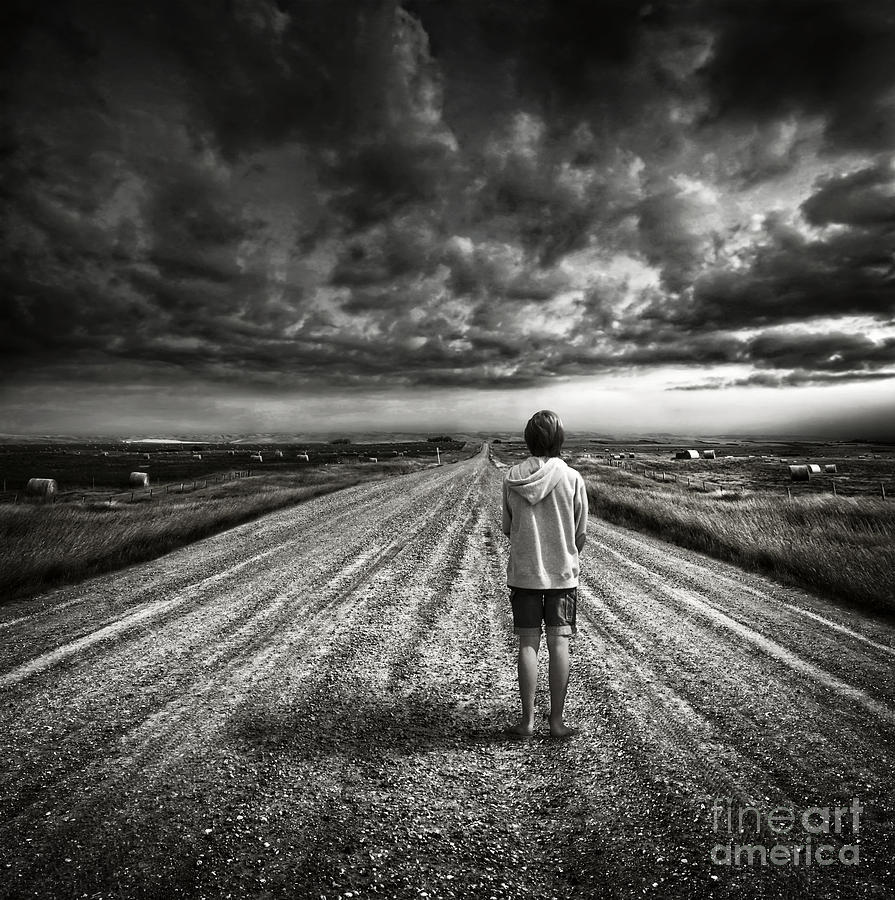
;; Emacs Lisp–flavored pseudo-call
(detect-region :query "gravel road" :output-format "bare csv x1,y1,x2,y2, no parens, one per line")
1,444,893,899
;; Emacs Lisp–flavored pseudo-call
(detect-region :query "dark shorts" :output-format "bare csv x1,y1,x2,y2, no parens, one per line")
509,586,578,637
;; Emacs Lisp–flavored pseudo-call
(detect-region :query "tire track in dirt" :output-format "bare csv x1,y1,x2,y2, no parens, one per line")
0,465,459,671
593,525,895,701
570,517,894,898
583,525,895,771
3,457,489,898
569,585,814,898
0,463,476,831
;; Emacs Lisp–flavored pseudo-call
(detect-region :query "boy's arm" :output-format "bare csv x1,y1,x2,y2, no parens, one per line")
501,480,512,536
574,474,588,552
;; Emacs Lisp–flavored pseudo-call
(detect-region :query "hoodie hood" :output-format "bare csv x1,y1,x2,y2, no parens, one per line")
505,456,567,505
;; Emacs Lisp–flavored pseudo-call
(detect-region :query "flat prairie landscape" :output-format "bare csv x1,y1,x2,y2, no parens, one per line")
495,437,895,498
1,443,893,899
0,439,466,500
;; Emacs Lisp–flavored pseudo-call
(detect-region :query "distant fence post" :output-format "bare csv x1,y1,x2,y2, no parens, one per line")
883,483,887,501
832,480,837,496
787,487,792,500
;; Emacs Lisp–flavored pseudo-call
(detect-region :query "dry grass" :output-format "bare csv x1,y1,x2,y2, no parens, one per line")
583,465,895,616
0,464,416,604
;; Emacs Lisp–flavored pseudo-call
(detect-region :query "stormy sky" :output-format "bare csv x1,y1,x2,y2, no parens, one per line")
2,0,895,438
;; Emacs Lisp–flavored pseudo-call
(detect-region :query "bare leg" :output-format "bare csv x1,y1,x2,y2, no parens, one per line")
508,632,540,736
547,633,574,737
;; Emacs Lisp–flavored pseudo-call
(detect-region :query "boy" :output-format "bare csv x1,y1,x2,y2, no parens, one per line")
501,410,588,738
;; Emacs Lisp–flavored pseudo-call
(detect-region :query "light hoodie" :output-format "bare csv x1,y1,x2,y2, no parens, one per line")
501,456,588,590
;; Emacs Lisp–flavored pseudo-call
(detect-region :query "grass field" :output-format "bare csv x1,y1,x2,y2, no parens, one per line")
503,438,895,499
492,439,895,616
0,439,467,498
0,441,474,604
606,447,894,499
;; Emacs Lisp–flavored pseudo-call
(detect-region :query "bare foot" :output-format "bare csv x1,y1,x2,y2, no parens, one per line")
505,721,535,738
548,718,577,738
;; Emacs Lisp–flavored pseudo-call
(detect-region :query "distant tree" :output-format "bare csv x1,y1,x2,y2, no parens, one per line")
331,438,351,445
427,435,454,442
492,438,502,443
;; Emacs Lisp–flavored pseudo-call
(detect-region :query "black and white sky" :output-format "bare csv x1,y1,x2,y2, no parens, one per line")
3,0,895,437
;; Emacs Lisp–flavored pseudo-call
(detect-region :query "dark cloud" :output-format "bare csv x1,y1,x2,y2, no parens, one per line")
149,0,394,156
662,210,895,330
551,331,742,373
473,151,603,267
330,214,442,288
744,331,895,373
698,0,895,152
801,160,895,227
326,134,458,230
442,238,571,302
409,0,682,128
671,370,895,391
636,185,714,293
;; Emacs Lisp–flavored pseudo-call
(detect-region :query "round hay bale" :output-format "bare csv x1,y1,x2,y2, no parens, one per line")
368,457,378,463
249,453,263,462
824,464,838,474
789,465,810,482
273,450,284,459
143,453,151,461
129,471,150,488
26,477,58,499
702,449,716,459
296,453,310,461
807,464,822,474
192,453,202,460
227,450,236,457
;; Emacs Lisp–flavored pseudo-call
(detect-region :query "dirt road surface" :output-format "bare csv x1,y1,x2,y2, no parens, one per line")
1,444,893,899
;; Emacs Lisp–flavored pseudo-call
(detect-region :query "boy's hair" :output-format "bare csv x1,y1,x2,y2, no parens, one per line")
524,410,565,457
